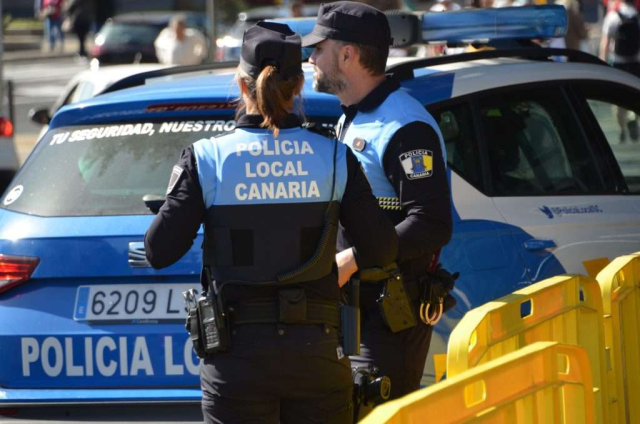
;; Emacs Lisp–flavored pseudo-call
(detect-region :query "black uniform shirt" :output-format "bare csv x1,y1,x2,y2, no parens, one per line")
337,78,453,281
145,113,398,300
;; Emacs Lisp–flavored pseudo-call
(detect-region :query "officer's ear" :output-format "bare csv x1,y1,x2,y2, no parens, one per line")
238,77,250,95
340,44,358,70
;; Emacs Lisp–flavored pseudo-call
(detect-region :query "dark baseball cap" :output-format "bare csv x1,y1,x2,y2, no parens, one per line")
240,21,302,79
301,1,392,48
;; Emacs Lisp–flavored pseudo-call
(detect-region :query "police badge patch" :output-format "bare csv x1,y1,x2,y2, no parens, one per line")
166,165,184,195
399,149,433,180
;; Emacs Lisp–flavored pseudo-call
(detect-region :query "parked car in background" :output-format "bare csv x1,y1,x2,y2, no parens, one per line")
29,64,170,139
216,5,319,61
91,12,210,66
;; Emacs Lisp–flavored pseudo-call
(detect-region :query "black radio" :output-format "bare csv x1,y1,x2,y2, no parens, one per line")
197,296,228,353
183,289,230,357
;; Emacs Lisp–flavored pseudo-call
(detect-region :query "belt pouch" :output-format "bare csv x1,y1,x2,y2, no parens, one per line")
378,276,417,333
279,287,307,323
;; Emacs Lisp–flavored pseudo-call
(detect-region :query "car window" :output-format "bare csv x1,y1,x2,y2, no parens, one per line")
429,103,483,190
59,83,80,109
100,23,162,45
1,119,237,217
577,84,640,193
478,88,606,196
69,81,96,104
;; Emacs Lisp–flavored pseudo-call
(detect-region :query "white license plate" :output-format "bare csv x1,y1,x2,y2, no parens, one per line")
73,283,198,322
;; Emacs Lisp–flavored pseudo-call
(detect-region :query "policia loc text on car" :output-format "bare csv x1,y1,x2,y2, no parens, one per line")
144,22,398,423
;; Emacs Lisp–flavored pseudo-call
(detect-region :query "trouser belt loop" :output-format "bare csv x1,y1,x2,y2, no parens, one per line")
231,298,341,328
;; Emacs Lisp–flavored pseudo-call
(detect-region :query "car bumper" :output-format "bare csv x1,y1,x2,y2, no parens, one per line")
0,388,202,406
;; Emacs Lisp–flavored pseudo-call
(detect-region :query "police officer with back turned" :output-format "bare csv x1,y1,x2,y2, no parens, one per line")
144,21,398,423
304,2,454,401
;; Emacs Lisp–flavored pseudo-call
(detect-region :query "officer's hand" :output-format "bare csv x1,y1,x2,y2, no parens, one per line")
336,248,358,287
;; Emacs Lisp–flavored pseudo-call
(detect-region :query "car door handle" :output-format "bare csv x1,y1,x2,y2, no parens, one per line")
524,239,557,252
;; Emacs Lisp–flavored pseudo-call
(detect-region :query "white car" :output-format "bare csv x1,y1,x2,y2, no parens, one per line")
29,63,170,139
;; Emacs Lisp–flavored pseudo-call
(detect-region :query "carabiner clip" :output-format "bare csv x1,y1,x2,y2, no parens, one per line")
419,300,444,326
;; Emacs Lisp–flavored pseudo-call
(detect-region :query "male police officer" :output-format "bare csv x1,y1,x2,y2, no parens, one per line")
304,2,453,399
145,21,398,423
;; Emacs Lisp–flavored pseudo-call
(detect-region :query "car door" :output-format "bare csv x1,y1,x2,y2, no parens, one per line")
477,83,640,282
423,101,531,384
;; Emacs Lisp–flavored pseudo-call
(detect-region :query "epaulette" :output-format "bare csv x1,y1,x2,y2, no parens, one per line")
303,122,337,140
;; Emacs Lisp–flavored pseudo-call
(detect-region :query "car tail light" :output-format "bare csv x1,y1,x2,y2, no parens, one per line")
0,255,40,294
91,44,102,57
0,117,14,137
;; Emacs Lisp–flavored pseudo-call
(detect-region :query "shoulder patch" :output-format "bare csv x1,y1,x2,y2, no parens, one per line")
166,165,184,195
399,149,433,180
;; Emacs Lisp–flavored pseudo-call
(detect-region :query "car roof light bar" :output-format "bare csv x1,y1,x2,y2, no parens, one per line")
386,47,607,81
275,6,566,47
272,13,421,48
422,5,567,45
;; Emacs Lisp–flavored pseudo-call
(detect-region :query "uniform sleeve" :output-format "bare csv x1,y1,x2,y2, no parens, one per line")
383,121,452,260
144,146,206,269
340,149,399,268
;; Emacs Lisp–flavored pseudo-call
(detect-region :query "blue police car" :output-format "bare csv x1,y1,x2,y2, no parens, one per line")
1,5,640,405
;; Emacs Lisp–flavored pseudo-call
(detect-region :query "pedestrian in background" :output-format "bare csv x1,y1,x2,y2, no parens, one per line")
600,0,640,142
145,20,398,423
36,0,65,52
64,0,95,58
95,0,115,32
154,14,207,66
558,0,589,50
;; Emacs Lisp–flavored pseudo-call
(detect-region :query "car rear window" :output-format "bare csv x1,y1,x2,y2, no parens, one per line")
100,23,163,45
1,119,236,217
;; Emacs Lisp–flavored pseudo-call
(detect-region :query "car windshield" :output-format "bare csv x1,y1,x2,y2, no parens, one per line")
100,23,163,45
2,119,237,217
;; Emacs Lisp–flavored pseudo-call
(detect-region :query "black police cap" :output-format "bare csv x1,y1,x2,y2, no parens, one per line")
302,1,392,48
240,21,302,79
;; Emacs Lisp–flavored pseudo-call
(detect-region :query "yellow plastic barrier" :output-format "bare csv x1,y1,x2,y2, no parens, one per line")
597,254,640,424
361,342,596,424
446,275,609,424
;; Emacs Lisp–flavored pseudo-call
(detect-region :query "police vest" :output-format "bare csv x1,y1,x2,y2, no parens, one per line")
193,126,348,284
338,89,446,211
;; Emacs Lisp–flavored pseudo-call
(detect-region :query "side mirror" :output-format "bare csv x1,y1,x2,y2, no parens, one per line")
29,107,51,125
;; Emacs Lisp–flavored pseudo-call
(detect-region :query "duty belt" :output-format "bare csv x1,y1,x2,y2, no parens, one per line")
230,298,341,328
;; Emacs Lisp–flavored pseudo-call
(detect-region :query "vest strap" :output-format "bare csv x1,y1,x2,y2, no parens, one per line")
230,297,341,328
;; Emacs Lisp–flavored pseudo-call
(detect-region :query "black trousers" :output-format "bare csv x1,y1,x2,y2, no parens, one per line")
200,323,353,424
350,288,433,400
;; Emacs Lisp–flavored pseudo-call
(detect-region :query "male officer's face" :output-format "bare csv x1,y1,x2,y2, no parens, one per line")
309,39,347,95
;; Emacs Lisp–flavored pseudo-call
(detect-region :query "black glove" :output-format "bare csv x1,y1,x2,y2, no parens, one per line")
422,264,459,313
